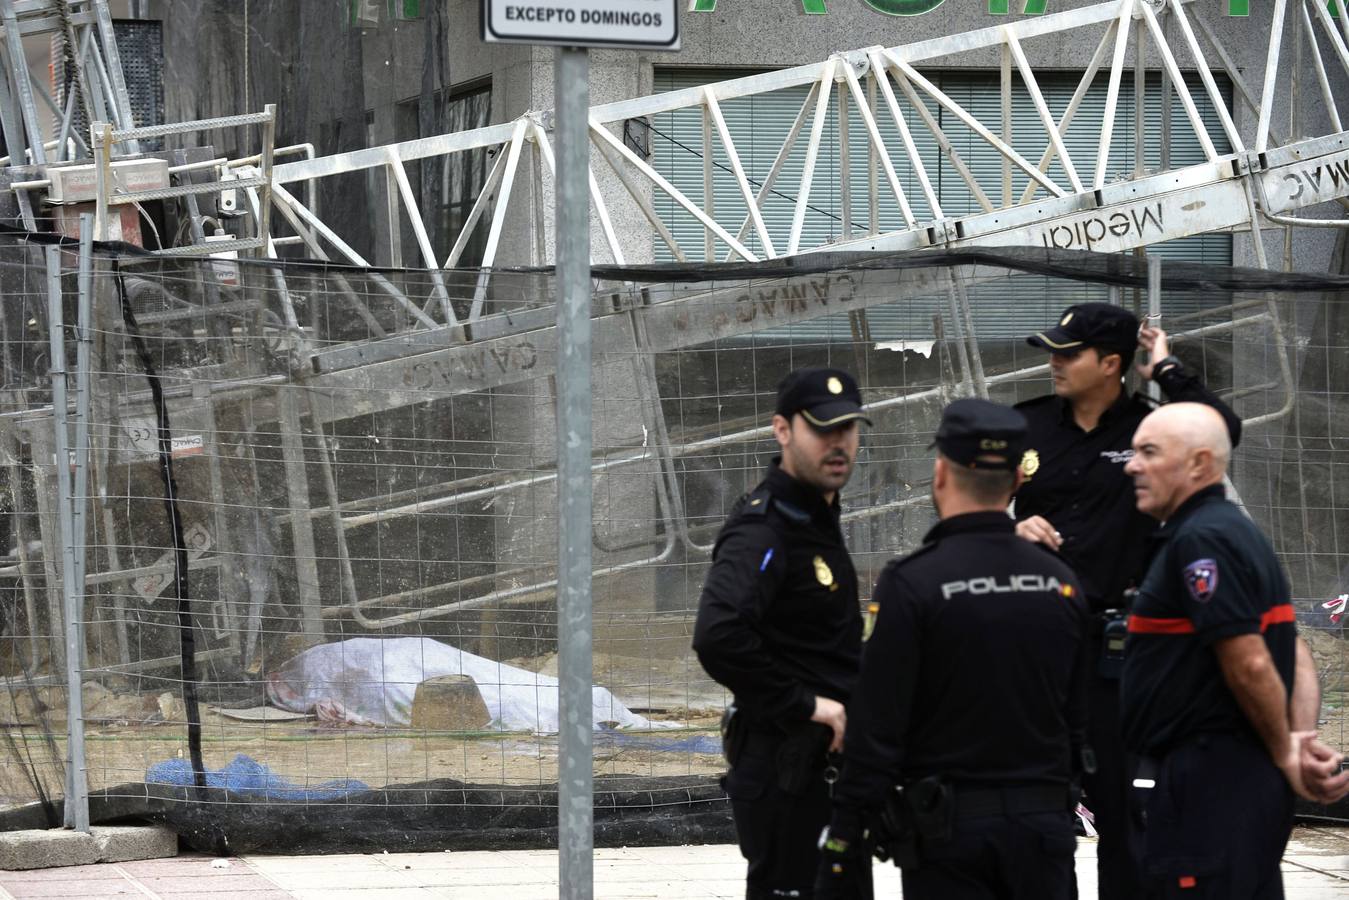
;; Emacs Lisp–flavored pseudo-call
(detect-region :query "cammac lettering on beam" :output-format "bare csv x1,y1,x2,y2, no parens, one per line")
1275,157,1349,206
400,340,538,391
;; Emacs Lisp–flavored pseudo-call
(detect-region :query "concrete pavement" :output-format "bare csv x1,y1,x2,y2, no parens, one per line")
1,829,1346,898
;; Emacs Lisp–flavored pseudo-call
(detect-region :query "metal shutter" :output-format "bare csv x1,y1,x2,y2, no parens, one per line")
651,68,1234,341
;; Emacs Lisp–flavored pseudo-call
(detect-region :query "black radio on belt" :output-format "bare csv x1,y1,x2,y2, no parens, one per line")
1098,608,1129,679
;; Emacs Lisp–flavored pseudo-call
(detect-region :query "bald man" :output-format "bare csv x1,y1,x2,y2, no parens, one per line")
1120,403,1348,899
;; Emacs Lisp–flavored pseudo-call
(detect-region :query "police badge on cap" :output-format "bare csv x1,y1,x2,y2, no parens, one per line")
775,367,873,431
1027,302,1140,355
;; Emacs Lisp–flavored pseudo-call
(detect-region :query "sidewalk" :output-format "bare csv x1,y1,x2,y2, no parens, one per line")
1,829,1346,899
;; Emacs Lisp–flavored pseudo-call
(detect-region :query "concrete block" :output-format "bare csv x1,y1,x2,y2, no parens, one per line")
91,825,177,863
411,675,491,731
0,828,97,870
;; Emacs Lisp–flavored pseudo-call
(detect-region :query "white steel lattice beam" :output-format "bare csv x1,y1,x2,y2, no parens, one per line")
1257,0,1290,155
838,56,915,230
1019,21,1115,205
704,85,776,256
249,0,1349,303
1003,28,1084,194
1169,0,1244,153
1300,0,1343,135
787,60,836,256
723,81,816,261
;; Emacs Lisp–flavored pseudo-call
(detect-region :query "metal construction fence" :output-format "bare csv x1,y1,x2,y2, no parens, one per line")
0,233,1346,850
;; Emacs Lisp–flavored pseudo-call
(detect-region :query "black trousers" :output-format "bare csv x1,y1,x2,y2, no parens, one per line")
724,730,837,900
1136,733,1293,899
1083,664,1144,900
899,810,1077,900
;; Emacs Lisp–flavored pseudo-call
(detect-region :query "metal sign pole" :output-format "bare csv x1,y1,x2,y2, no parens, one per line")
47,246,89,832
1147,254,1161,402
481,6,675,892
555,44,594,900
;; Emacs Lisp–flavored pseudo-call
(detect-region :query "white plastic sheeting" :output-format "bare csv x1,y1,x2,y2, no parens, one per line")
265,636,670,732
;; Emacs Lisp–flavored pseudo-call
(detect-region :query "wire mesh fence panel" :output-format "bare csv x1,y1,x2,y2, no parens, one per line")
0,237,1346,848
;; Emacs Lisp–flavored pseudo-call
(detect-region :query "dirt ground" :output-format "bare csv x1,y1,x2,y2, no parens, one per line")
1302,628,1349,756
0,647,729,809
4,630,1347,811
0,714,728,808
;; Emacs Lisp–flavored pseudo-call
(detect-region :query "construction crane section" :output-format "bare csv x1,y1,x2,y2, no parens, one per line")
266,0,1349,275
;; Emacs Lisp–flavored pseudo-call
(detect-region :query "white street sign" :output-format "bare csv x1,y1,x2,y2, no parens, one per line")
482,0,679,50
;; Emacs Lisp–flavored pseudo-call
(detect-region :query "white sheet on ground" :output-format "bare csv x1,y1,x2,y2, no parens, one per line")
265,636,673,732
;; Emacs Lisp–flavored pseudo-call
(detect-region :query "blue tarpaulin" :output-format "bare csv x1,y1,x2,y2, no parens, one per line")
594,729,722,755
147,753,369,801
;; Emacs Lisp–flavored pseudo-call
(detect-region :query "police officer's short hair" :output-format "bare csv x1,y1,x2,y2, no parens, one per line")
942,454,1018,505
1093,344,1136,375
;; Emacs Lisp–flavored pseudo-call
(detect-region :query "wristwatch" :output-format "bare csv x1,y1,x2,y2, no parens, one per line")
1150,354,1182,379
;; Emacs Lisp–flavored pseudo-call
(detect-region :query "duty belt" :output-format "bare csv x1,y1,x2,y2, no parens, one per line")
952,784,1073,819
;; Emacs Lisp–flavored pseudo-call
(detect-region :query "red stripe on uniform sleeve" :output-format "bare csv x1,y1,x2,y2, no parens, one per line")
1128,603,1296,636
1260,603,1296,632
1127,615,1196,634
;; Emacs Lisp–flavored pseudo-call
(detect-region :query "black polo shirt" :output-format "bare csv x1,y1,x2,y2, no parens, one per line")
1013,365,1242,612
692,459,862,727
1119,485,1297,756
829,512,1089,836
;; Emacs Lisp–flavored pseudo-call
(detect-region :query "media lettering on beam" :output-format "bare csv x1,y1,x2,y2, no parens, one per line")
955,181,1253,255
1039,204,1164,252
483,0,680,49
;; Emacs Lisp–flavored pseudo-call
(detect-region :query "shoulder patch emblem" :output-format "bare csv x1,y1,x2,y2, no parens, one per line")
1183,559,1219,604
1021,449,1040,478
814,556,836,590
862,601,879,642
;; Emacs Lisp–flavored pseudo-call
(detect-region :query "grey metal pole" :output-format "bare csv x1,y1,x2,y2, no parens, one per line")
73,217,94,665
1147,254,1161,403
47,246,89,832
554,44,594,900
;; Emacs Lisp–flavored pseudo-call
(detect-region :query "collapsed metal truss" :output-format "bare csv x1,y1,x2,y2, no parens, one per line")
0,0,138,170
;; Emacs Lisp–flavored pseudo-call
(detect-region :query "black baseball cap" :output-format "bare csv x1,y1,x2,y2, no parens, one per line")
933,398,1028,471
775,367,872,431
1027,302,1139,355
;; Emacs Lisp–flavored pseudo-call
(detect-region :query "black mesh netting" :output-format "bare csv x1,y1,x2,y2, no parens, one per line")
0,232,1347,850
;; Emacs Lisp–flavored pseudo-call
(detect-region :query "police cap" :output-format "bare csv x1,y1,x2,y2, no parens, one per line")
1027,302,1139,355
933,398,1028,471
775,367,873,431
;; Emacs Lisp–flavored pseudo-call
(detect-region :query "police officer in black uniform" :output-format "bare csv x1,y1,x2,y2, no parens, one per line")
1120,402,1303,898
816,398,1090,900
1012,303,1240,899
693,366,871,900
